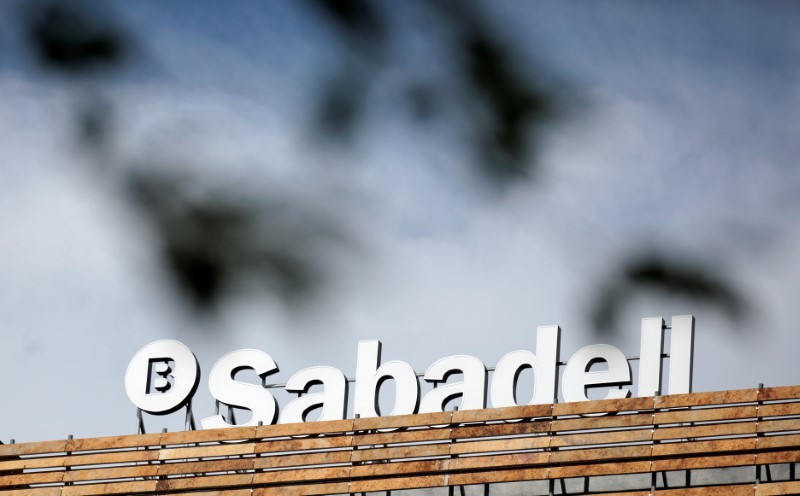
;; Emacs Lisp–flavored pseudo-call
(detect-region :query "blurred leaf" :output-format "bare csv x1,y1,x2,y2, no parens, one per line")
591,254,748,334
25,2,126,74
126,170,343,311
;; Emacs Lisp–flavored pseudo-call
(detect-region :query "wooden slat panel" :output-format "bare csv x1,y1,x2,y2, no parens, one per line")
351,443,450,461
756,450,800,465
256,450,351,469
653,438,755,457
449,451,549,470
653,421,757,441
350,459,448,478
159,442,256,460
550,428,652,447
450,435,550,455
182,491,255,496
655,389,758,408
756,433,800,449
354,428,450,446
252,466,350,485
160,426,256,445
63,448,159,467
757,401,800,418
654,485,755,496
353,411,452,430
551,412,654,432
451,420,550,439
253,482,350,495
63,464,159,482
349,474,446,492
60,480,158,495
256,419,354,439
65,433,161,452
0,455,65,471
0,488,63,496
759,385,800,402
756,480,800,495
549,445,651,464
757,418,800,433
447,466,549,485
549,460,652,478
6,386,800,495
0,440,67,457
652,454,755,471
155,473,254,492
654,405,757,424
553,396,654,416
158,457,255,475
452,404,552,423
0,469,65,486
255,436,353,453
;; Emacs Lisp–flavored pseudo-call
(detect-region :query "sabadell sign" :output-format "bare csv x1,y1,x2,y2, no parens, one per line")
125,315,694,429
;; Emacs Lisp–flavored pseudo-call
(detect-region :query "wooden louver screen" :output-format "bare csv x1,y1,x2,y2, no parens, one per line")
2,386,800,495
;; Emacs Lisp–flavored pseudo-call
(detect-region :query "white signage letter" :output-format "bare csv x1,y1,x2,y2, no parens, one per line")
638,317,665,397
354,340,419,418
491,325,561,407
563,344,631,402
125,339,200,415
201,349,279,429
280,366,347,424
419,355,487,413
668,315,695,394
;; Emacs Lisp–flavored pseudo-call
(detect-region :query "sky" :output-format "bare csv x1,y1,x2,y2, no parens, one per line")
2,1,800,443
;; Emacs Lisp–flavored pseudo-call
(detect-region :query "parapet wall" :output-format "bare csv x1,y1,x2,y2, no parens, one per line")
2,386,800,495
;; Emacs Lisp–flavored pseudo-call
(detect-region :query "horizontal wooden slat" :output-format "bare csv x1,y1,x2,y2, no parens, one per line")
652,453,755,471
654,485,755,496
652,437,756,457
255,435,353,453
353,411,451,430
449,451,548,470
551,412,653,431
759,385,800,402
256,419,354,439
452,403,552,423
449,435,549,455
253,482,350,496
256,450,351,469
354,428,450,446
447,466,549,485
60,479,158,495
653,420,757,440
757,418,800,433
0,440,67,457
553,396,654,416
349,474,446,492
65,433,161,452
757,401,800,418
655,389,759,408
549,445,651,464
451,420,550,439
252,466,350,485
757,479,800,495
549,460,652,478
550,428,652,447
351,443,450,461
654,405,758,424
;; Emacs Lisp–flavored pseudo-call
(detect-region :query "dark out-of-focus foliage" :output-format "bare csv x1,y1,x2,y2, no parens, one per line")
308,0,557,183
24,1,126,74
591,254,747,335
12,0,750,331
